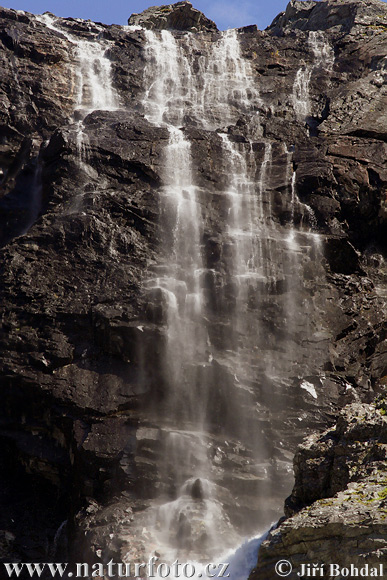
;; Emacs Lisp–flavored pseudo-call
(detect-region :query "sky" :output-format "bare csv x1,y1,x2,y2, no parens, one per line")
0,0,309,30
3,0,387,31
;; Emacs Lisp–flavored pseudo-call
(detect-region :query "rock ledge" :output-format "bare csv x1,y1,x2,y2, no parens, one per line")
251,403,387,579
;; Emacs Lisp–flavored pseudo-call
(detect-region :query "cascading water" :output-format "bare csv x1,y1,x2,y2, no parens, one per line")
11,8,334,577
137,25,287,569
141,28,235,561
135,21,330,573
309,30,335,70
292,67,312,121
25,11,329,574
28,14,330,575
37,14,119,213
198,29,261,129
73,40,118,113
292,30,334,122
37,14,119,114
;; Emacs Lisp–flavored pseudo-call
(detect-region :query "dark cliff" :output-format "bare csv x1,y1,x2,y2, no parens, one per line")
0,0,387,574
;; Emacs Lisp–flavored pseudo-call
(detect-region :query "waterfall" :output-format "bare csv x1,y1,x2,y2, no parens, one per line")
36,14,119,214
292,30,334,121
142,29,192,126
73,40,118,113
282,145,326,385
142,29,226,560
309,30,335,69
142,28,208,429
199,29,261,129
221,135,259,280
21,11,330,575
219,135,275,324
27,16,328,572
37,14,119,114
292,67,312,121
137,25,288,568
143,28,260,131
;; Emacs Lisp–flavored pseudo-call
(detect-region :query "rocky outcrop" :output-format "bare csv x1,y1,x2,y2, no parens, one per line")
252,403,387,579
1,0,387,571
269,0,387,34
128,1,218,32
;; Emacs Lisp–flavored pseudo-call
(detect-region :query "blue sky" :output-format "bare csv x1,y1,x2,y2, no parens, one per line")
0,0,309,30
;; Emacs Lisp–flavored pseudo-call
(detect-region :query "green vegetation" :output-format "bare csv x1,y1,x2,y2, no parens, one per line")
375,394,387,416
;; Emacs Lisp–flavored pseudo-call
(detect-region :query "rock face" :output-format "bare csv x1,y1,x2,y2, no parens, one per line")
252,403,387,578
1,0,387,573
128,1,218,32
270,0,387,33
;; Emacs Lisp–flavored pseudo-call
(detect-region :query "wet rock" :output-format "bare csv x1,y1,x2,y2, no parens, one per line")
190,478,205,499
324,238,363,274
